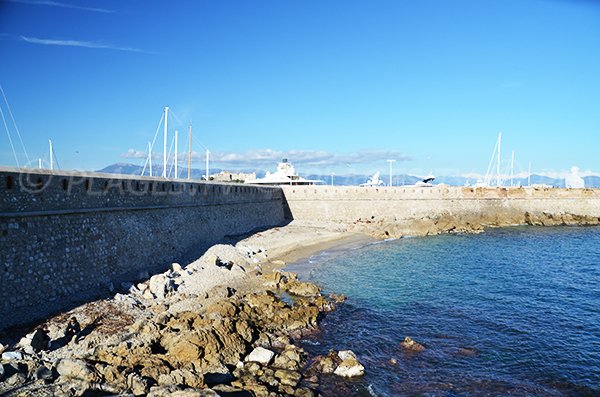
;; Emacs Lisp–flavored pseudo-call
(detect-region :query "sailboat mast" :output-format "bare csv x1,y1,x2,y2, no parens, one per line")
148,141,153,177
174,130,178,179
49,139,53,170
206,149,210,181
528,161,532,187
163,106,169,178
496,132,501,187
188,124,192,180
510,150,515,187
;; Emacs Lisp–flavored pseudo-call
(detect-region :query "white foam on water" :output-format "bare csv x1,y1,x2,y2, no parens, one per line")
367,384,379,396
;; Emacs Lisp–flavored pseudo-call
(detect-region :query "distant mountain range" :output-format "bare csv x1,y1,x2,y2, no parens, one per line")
98,163,600,188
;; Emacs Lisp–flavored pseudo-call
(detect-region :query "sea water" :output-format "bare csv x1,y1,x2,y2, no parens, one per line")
287,227,600,396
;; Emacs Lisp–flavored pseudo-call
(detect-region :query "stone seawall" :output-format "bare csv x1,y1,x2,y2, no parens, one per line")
281,185,600,237
0,168,286,329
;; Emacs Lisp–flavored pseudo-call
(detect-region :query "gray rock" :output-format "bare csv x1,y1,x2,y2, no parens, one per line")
127,372,150,396
149,274,175,299
333,350,365,378
245,346,275,366
55,358,97,382
33,365,55,382
5,372,27,386
1,351,23,361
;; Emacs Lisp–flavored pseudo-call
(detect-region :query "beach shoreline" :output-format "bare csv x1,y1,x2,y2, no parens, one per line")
0,221,374,396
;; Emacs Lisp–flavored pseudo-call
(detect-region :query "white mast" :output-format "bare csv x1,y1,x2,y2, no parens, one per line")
38,158,42,168
387,159,396,187
174,130,178,179
331,173,334,186
188,124,192,180
496,132,501,187
163,106,169,178
205,149,210,181
148,141,153,177
49,139,53,170
510,150,515,187
528,161,532,187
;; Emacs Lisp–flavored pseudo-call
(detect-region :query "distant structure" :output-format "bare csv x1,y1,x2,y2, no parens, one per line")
210,171,256,183
360,172,385,187
245,159,322,186
565,166,585,188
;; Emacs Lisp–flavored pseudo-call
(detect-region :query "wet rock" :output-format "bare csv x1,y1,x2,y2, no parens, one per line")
0,363,4,381
55,358,98,382
400,336,425,352
245,347,275,366
285,280,321,297
263,271,286,288
0,342,5,354
148,385,221,397
274,368,302,387
334,350,365,378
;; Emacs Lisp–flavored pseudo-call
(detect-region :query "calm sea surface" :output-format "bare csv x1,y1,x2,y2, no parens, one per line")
287,227,600,396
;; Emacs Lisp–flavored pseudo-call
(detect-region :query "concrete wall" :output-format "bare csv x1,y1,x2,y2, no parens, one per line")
0,167,286,328
281,185,600,235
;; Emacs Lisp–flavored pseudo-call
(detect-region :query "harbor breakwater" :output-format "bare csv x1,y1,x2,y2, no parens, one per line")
281,185,600,238
2,169,600,329
0,167,286,328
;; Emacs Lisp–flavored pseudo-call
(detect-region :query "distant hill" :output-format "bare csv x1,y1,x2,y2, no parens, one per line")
97,163,600,188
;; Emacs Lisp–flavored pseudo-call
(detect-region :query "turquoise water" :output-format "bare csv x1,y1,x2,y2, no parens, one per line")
288,227,600,396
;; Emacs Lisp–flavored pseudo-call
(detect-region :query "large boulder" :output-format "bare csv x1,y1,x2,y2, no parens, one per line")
55,358,98,382
400,336,425,352
149,274,176,299
285,280,321,297
333,350,365,378
245,347,275,366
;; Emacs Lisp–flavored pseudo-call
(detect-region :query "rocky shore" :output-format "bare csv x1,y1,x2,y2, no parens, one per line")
0,225,368,397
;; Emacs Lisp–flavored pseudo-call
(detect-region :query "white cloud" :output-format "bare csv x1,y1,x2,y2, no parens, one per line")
122,149,146,159
20,36,146,53
9,0,114,13
121,148,410,169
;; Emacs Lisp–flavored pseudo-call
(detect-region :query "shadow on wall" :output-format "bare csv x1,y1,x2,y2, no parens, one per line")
0,168,292,333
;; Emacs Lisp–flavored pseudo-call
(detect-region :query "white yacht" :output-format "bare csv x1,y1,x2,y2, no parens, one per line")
245,159,323,186
360,172,385,187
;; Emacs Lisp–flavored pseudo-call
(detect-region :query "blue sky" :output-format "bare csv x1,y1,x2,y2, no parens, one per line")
0,0,599,178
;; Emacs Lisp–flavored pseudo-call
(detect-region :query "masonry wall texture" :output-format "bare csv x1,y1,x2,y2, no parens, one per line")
281,185,600,236
0,168,286,329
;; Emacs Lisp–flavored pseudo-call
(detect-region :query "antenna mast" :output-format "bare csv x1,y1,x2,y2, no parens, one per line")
163,106,169,178
188,124,192,180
